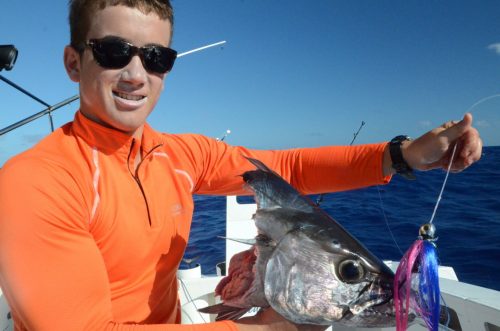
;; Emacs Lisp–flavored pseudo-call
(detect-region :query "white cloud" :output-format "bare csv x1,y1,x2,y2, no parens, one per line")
419,120,432,128
475,120,490,127
487,43,500,55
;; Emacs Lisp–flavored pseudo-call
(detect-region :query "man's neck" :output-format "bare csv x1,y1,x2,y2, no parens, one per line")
79,110,145,141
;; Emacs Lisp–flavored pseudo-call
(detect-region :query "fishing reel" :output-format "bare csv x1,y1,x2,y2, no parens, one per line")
0,45,18,72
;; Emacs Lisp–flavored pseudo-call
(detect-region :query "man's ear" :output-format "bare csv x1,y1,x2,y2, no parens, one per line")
64,45,81,82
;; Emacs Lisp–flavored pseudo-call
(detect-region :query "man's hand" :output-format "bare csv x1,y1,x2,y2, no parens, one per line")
384,113,482,176
235,307,329,331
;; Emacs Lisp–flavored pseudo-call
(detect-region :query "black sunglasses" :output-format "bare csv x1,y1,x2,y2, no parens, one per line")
83,37,177,74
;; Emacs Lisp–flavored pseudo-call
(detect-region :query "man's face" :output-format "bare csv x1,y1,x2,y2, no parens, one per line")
72,5,172,137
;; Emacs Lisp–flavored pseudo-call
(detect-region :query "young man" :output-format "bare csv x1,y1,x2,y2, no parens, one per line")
0,1,482,330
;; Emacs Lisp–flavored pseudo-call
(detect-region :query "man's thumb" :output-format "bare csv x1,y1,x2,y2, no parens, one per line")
441,113,472,141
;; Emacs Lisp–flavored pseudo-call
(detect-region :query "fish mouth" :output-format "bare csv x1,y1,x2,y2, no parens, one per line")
339,299,400,328
345,297,394,317
341,297,417,328
339,279,399,327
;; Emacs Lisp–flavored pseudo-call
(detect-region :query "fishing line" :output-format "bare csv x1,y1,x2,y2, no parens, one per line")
377,187,404,255
464,93,500,114
428,144,457,225
179,278,208,323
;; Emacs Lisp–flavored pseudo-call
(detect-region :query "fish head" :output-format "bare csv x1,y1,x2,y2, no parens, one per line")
242,158,400,327
255,208,397,327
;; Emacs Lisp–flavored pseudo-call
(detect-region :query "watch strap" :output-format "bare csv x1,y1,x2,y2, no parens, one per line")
389,135,416,180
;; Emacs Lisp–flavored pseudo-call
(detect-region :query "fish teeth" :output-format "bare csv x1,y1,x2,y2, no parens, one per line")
361,304,396,317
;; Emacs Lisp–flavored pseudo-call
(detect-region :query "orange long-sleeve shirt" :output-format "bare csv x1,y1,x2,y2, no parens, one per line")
0,111,390,330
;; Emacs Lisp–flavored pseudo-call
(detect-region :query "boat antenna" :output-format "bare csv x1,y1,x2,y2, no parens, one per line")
315,120,365,206
0,41,227,137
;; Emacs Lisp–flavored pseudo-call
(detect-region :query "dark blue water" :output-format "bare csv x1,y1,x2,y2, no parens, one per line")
182,146,500,291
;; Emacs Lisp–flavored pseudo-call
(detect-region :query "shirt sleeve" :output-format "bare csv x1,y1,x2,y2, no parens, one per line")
167,134,391,196
0,158,238,331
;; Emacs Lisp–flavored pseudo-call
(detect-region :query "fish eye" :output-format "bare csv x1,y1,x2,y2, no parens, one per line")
338,259,365,283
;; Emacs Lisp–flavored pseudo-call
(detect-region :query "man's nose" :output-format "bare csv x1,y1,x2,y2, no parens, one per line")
120,55,147,85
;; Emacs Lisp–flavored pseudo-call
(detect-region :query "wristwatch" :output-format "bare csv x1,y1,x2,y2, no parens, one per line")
389,135,416,180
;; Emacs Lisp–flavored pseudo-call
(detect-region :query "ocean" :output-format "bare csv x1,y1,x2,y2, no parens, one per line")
182,146,500,291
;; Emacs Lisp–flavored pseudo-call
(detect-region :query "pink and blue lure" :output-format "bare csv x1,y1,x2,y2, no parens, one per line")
394,224,440,331
394,143,458,331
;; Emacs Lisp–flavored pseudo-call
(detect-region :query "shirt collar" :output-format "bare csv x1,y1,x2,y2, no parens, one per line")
71,110,163,156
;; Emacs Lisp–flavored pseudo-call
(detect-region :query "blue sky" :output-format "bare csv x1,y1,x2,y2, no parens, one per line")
1,1,499,165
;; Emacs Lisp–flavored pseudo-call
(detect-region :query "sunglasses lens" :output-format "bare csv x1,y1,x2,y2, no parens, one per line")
143,46,177,74
89,38,177,74
91,39,132,69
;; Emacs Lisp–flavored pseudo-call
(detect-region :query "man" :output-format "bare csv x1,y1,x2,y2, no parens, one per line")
0,1,482,330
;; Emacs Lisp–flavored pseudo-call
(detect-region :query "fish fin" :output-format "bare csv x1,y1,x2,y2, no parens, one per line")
245,157,275,173
198,303,251,321
198,303,227,314
217,236,256,245
242,157,315,212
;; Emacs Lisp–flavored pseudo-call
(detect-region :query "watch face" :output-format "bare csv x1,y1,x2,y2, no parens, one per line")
391,135,410,144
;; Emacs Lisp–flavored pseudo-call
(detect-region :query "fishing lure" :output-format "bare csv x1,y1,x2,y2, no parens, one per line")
394,144,458,331
394,223,440,331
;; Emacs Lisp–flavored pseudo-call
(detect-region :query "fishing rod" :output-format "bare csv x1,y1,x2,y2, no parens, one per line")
216,129,231,142
349,120,366,146
177,40,226,58
315,120,365,206
0,40,227,137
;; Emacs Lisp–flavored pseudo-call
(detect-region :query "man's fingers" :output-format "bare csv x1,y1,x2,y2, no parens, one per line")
456,128,482,167
442,131,482,172
463,130,482,157
440,113,473,141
